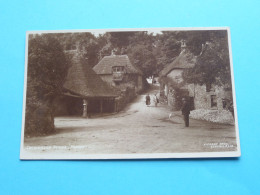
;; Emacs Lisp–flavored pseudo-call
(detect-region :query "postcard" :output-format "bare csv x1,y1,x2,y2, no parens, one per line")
20,27,240,159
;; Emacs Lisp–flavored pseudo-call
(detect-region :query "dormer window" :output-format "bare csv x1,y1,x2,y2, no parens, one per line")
112,66,125,81
112,66,125,73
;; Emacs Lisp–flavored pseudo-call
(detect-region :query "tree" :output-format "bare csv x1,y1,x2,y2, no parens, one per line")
127,44,157,78
155,30,222,72
182,32,231,87
25,34,70,135
155,32,180,73
109,31,138,49
125,32,158,78
51,32,101,68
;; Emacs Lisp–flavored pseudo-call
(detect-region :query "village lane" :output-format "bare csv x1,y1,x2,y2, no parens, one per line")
24,84,237,156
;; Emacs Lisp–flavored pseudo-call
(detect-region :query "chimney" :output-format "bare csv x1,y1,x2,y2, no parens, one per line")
181,40,186,52
111,49,116,56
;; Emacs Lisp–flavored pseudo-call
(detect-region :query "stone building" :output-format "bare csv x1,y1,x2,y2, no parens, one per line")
159,41,232,111
93,54,144,93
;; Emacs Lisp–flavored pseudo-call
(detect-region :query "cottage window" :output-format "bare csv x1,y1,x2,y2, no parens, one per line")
222,99,228,109
112,66,124,73
206,83,212,92
112,66,125,81
211,95,217,108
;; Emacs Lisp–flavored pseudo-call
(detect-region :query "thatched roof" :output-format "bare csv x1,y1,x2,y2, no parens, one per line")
63,51,117,98
93,55,143,75
160,50,197,76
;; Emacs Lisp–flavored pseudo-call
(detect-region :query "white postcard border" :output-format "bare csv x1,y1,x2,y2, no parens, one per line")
20,27,241,160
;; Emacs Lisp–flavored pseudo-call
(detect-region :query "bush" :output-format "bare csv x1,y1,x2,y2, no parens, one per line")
24,34,70,136
25,103,54,136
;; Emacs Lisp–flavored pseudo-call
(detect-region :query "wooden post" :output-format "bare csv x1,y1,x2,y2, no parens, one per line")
114,98,117,113
100,99,103,113
83,99,88,118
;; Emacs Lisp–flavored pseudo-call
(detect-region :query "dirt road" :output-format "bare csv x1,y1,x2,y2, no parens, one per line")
23,85,237,156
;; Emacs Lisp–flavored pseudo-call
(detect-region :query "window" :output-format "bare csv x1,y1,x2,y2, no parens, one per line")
112,66,125,81
112,66,124,73
222,99,227,109
206,83,212,92
211,95,217,107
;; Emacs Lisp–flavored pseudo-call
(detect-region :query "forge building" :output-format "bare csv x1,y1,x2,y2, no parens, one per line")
55,50,118,117
159,41,233,111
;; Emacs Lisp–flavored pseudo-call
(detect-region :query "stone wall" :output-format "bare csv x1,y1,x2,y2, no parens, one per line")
160,76,232,111
192,84,232,110
160,67,233,115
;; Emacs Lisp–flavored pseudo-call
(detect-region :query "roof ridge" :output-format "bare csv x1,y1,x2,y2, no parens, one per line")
93,54,142,75
63,51,117,97
159,50,196,76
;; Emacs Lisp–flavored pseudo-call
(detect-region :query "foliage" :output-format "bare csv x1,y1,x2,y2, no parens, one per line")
127,44,157,78
109,31,137,49
182,31,231,87
159,77,187,110
49,32,102,68
154,32,181,70
25,34,70,135
41,30,230,81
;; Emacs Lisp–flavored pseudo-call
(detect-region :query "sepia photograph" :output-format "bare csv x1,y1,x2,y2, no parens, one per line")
20,27,240,159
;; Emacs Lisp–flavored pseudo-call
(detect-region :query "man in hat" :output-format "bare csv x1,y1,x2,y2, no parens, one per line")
181,97,191,127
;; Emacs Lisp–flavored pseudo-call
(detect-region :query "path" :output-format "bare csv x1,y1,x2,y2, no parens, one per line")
23,84,237,156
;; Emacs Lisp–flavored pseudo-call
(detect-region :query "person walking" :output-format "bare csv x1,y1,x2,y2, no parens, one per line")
145,94,151,106
181,97,191,127
153,94,159,107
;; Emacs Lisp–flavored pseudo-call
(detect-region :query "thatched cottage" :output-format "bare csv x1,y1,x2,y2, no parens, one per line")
93,54,144,93
55,50,118,117
159,41,233,111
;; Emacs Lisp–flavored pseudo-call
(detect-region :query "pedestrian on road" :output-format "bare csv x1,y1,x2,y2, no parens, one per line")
146,94,151,106
181,97,191,127
153,94,159,107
